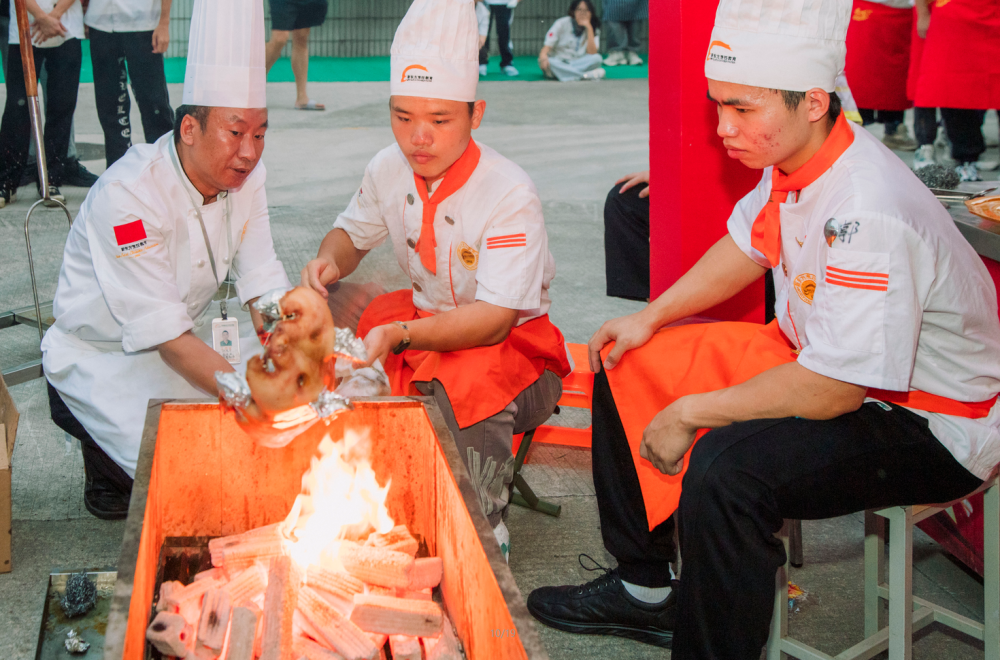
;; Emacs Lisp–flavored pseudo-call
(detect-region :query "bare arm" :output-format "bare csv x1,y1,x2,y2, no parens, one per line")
362,301,519,368
300,228,369,299
915,0,931,38
588,234,767,371
538,44,552,72
158,331,234,394
152,0,172,53
640,362,867,475
584,24,598,55
23,0,68,42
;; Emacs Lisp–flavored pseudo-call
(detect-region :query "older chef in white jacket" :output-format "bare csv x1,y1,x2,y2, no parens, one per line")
42,0,291,520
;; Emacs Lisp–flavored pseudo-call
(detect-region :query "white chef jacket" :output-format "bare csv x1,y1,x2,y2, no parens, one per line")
84,0,162,33
42,133,291,476
544,16,599,62
334,142,555,324
728,122,1000,479
8,0,84,48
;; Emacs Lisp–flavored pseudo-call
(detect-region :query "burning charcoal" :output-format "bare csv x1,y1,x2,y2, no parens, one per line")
261,556,302,660
396,588,432,602
60,572,98,618
147,611,195,657
157,580,185,612
406,557,442,591
306,565,364,602
338,542,414,589
364,526,418,558
197,588,232,657
421,615,462,660
213,535,288,573
195,567,227,583
293,636,347,660
293,609,328,644
367,586,395,597
350,594,442,638
224,603,260,660
224,564,269,605
368,633,387,652
389,635,421,660
914,163,960,190
298,587,379,660
209,524,285,559
165,575,228,625
64,629,90,654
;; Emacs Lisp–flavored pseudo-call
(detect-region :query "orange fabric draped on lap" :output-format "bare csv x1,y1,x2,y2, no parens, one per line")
358,289,572,429
603,321,999,531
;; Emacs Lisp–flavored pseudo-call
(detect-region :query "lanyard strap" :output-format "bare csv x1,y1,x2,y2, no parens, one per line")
170,144,234,317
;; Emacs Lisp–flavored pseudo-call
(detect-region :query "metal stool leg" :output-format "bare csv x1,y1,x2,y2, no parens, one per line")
886,507,914,660
788,518,804,568
766,520,791,660
864,510,886,638
985,482,1000,660
510,428,561,517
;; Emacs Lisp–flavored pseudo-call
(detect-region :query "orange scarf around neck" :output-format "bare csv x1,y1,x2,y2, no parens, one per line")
751,113,855,267
413,140,482,275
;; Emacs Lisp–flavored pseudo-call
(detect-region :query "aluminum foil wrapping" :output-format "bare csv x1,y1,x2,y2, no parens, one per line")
312,388,354,418
65,629,90,654
254,287,293,334
335,363,392,398
216,371,253,410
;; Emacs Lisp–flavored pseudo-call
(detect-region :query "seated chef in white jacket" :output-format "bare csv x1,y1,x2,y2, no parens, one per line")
42,0,291,520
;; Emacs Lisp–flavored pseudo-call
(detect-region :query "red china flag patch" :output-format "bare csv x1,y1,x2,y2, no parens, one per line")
114,219,147,246
826,266,888,291
486,233,527,250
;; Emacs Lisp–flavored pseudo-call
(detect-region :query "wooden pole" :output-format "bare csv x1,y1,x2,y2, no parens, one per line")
12,0,38,98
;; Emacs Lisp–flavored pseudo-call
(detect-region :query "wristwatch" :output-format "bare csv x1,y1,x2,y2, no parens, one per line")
391,321,411,355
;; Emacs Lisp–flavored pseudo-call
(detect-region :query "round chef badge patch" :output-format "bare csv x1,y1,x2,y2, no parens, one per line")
794,273,817,305
457,242,479,270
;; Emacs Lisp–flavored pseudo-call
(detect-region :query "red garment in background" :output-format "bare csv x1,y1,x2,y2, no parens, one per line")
906,3,928,101
846,0,913,111
914,0,1000,109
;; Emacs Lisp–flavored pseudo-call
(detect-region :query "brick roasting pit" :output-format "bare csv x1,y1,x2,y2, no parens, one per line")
100,398,548,660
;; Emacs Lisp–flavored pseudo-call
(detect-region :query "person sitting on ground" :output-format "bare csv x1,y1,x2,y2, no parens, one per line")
0,0,85,207
604,169,649,302
301,0,570,562
264,0,327,110
527,0,1000,654
601,0,646,68
539,0,603,82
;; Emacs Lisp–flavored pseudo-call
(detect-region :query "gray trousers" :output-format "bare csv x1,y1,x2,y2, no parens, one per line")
605,19,644,53
546,53,604,82
417,370,563,528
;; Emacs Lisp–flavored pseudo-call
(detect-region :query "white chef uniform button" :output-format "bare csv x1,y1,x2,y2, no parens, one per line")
189,303,198,311
223,257,230,264
412,281,423,293
196,259,206,268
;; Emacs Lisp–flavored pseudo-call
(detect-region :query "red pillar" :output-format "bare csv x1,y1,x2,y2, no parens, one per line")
648,1,766,322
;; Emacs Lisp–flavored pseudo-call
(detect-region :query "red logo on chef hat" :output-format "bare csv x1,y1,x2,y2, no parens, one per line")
706,40,736,64
401,64,433,83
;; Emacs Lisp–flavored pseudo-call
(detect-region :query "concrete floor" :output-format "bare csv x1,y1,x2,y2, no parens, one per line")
0,79,997,659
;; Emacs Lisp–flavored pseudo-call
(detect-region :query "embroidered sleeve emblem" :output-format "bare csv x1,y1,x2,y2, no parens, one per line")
793,273,816,304
457,242,479,270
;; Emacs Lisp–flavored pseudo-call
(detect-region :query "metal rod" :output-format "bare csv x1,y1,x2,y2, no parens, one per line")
24,199,73,342
30,96,50,195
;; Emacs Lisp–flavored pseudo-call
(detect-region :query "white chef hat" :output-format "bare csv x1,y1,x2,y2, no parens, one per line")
704,0,851,93
390,0,480,103
182,0,267,108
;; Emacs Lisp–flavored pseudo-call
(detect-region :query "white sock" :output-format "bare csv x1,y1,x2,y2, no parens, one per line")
621,579,671,604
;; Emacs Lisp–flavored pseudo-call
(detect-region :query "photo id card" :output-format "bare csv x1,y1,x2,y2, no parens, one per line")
212,317,241,364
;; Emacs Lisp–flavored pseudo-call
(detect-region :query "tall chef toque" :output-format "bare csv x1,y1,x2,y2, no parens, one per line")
390,0,480,103
182,0,267,108
704,0,851,93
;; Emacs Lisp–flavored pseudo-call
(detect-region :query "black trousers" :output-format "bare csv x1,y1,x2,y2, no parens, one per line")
479,4,514,68
0,39,81,189
858,108,904,128
591,370,983,658
47,382,134,495
88,28,174,168
603,181,650,301
941,107,986,164
914,106,938,147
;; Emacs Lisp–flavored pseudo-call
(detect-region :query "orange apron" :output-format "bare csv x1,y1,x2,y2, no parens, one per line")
603,321,999,531
357,289,572,429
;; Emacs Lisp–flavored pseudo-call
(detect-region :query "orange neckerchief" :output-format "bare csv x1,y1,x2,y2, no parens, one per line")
751,113,855,267
413,140,482,275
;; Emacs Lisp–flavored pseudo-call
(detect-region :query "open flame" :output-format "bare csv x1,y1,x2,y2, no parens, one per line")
281,430,395,570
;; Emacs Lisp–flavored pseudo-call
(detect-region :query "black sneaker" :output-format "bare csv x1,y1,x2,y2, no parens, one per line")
0,183,16,209
62,159,100,187
526,555,676,648
37,182,66,207
83,468,131,520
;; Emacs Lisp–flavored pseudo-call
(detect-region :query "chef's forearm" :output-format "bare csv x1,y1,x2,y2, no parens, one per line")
643,234,767,329
159,331,234,394
51,0,75,18
159,0,172,25
23,0,46,19
679,362,866,430
405,300,518,352
317,228,368,279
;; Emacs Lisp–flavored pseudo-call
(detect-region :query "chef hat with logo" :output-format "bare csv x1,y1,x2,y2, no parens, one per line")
704,0,851,93
182,0,267,108
390,0,480,103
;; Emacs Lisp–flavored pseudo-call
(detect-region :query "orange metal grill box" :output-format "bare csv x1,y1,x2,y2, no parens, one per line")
102,397,548,660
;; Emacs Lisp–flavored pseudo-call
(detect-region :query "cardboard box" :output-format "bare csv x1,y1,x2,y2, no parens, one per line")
0,373,19,573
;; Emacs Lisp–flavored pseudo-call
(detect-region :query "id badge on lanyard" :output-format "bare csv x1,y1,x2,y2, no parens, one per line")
171,145,241,363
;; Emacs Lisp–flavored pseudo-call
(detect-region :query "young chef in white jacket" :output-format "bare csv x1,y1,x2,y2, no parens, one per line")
527,0,1000,654
42,0,291,520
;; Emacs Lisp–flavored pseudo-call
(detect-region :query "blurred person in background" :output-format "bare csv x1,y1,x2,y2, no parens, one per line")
913,0,999,182
265,0,327,110
476,0,489,75
1,0,84,207
907,0,940,169
602,0,645,67
539,0,602,82
85,0,175,168
845,0,918,151
480,0,519,76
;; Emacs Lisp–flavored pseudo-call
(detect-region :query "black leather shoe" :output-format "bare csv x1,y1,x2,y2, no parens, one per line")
526,556,676,648
83,469,131,520
61,159,100,187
